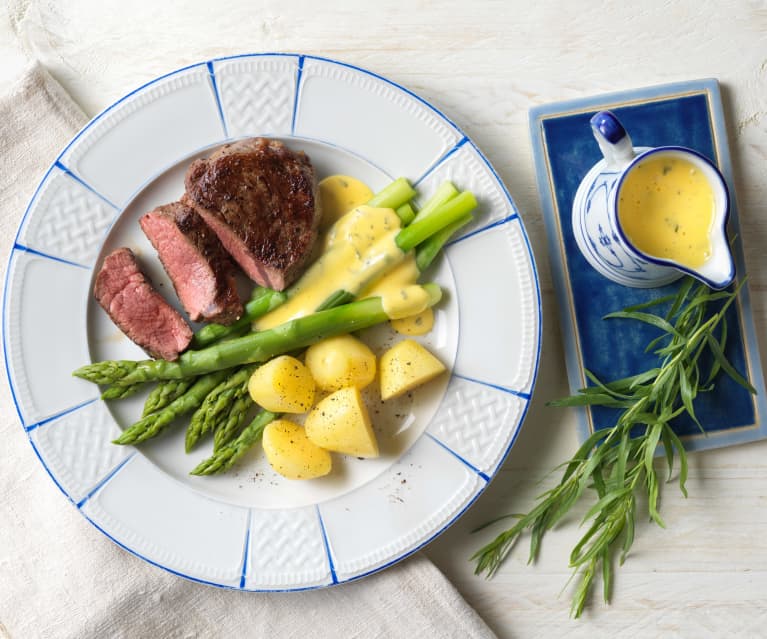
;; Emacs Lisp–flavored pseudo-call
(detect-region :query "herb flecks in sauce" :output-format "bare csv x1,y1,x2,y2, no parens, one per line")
618,155,714,268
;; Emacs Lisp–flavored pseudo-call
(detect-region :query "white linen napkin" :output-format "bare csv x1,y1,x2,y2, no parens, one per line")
0,63,496,639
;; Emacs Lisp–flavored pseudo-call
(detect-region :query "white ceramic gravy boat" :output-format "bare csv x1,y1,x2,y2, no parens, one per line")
572,110,734,290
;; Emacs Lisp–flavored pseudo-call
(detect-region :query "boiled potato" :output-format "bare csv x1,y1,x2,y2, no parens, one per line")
248,355,315,413
262,419,332,480
304,386,379,457
305,335,376,392
379,339,446,400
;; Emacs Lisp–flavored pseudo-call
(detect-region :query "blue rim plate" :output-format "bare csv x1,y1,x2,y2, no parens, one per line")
3,53,541,590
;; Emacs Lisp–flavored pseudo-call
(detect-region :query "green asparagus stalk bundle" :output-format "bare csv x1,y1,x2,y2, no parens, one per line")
113,371,229,445
190,410,278,476
141,378,196,416
185,365,256,452
213,390,253,452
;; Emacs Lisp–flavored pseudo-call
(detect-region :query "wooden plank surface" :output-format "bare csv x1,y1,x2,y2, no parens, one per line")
1,1,766,636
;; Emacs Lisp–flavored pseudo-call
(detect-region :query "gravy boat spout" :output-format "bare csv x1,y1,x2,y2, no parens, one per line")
615,146,735,291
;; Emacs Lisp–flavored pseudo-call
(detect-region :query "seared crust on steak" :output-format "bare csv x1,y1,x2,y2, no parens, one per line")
140,202,243,325
94,248,193,361
182,138,321,291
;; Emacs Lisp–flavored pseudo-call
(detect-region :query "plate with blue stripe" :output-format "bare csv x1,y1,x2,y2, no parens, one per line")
2,53,541,590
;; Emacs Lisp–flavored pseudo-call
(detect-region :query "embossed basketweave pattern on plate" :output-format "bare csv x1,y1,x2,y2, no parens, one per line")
21,169,116,266
248,508,329,586
431,377,522,472
32,403,130,502
216,57,296,136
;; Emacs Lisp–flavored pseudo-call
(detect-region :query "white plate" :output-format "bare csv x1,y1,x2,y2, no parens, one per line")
2,54,541,590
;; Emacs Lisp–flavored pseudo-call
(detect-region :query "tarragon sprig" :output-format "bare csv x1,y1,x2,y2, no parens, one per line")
471,276,754,617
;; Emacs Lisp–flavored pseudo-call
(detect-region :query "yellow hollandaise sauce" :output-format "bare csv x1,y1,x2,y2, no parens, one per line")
359,257,431,321
617,155,715,268
318,175,374,231
390,307,435,336
255,203,429,331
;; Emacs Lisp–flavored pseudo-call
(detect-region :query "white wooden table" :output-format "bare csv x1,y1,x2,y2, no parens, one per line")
2,1,766,636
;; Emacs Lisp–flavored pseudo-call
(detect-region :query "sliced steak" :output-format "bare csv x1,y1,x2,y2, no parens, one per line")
140,202,243,325
182,137,321,291
94,247,193,361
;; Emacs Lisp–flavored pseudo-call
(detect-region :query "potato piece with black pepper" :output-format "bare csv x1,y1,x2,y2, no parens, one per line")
262,419,332,480
248,355,316,413
304,386,379,457
379,339,446,400
305,334,376,392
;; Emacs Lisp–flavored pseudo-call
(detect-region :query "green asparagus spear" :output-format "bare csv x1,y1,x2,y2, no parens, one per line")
113,370,229,445
142,378,196,416
411,181,459,224
185,365,256,452
395,191,476,253
415,211,474,272
100,382,145,400
213,392,253,452
190,410,278,476
367,177,417,209
395,203,416,226
75,286,442,386
315,289,356,312
192,287,288,349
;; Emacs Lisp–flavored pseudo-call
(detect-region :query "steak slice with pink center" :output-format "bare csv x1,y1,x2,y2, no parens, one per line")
182,138,321,291
94,247,192,361
140,202,243,325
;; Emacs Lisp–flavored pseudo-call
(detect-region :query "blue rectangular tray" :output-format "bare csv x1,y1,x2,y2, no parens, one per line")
529,79,767,451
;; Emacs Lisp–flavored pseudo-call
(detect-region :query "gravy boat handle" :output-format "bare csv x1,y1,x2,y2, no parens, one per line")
590,111,635,170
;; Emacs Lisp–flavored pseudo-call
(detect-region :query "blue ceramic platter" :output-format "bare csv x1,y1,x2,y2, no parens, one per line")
530,79,767,450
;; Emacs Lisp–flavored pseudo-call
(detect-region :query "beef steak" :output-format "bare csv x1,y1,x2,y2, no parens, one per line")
140,202,243,325
94,247,193,361
182,138,321,291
